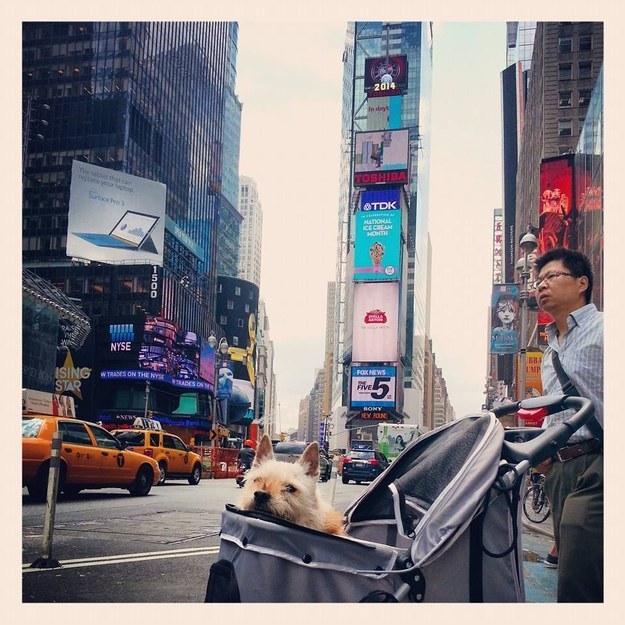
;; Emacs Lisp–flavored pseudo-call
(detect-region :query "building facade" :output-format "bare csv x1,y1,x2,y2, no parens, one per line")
22,22,241,440
330,22,433,447
491,21,603,405
237,176,263,287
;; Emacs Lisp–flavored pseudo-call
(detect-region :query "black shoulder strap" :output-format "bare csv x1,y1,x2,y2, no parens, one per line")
551,351,603,444
551,351,581,396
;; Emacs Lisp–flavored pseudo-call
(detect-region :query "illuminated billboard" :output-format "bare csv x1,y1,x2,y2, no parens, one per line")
354,210,401,281
364,55,408,98
98,316,213,392
350,365,396,410
352,282,399,362
353,129,410,187
490,284,520,355
538,155,575,253
67,160,166,265
360,189,401,212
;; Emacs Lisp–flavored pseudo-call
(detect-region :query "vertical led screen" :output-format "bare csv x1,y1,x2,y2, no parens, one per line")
490,284,520,355
67,160,166,265
353,129,409,187
538,155,575,253
493,210,503,284
363,55,408,98
353,209,401,281
576,159,603,308
352,282,399,362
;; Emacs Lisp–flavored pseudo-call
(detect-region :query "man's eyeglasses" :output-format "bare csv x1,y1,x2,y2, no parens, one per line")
532,270,576,289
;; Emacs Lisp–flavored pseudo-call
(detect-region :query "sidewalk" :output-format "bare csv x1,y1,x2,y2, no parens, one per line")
522,516,554,539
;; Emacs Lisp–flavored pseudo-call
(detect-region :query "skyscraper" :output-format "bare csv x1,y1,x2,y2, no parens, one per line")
22,22,240,340
331,22,433,447
237,175,263,287
22,22,241,433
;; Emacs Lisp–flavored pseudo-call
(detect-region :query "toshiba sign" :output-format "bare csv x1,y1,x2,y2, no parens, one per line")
353,129,410,188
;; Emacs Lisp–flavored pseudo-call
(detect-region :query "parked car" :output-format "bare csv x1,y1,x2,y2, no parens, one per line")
273,440,332,482
111,426,202,486
22,416,160,502
341,449,390,484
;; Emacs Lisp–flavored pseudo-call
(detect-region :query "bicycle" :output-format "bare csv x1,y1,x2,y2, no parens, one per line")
522,472,551,523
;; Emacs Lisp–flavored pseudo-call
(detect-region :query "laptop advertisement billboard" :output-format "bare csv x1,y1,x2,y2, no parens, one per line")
67,160,166,265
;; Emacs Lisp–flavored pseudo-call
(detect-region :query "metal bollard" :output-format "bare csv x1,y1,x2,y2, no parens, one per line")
30,431,63,569
329,457,338,506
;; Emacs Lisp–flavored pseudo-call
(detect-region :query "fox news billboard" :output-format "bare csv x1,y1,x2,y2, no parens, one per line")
350,365,396,410
352,282,399,362
67,161,166,265
353,129,410,187
364,55,408,98
354,210,401,281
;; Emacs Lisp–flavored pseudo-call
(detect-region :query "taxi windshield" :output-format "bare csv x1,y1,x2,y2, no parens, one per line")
22,418,44,438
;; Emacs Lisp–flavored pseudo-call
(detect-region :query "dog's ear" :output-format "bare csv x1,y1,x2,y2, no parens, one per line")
253,434,274,467
299,441,320,477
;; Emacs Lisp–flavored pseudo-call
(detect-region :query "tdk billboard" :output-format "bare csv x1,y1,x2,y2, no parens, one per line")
359,189,401,212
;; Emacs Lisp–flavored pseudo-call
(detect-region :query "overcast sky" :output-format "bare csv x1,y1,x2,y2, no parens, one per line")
236,21,506,431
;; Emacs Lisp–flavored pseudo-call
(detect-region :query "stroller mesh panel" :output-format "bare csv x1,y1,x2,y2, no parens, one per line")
350,416,491,523
395,417,488,506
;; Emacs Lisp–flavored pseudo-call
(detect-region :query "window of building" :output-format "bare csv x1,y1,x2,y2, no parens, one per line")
578,61,592,79
558,120,572,136
559,63,572,80
237,318,244,328
579,89,592,106
578,34,592,51
558,37,572,53
558,91,572,108
220,315,227,325
234,286,241,296
227,300,234,310
232,336,239,346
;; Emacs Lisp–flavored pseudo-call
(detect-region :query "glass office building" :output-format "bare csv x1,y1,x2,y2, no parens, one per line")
332,22,433,428
22,22,240,340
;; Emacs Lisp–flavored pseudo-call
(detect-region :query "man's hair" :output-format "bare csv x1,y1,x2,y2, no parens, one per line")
534,247,594,304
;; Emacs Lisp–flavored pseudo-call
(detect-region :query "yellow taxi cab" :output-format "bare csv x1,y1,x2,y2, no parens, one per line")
22,415,160,502
112,418,203,486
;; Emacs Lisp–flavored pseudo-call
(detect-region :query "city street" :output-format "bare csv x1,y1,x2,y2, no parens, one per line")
22,475,556,603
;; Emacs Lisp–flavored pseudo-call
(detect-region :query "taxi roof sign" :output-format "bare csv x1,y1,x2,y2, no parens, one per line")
132,417,163,431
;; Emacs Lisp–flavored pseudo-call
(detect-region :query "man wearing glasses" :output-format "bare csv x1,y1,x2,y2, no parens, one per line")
533,247,603,602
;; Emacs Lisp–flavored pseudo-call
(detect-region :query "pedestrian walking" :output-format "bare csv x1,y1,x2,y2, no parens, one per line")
532,247,603,602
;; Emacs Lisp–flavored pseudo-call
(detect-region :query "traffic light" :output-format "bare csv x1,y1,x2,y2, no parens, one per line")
279,431,286,441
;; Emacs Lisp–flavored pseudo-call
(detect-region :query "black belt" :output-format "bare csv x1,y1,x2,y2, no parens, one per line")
554,438,602,463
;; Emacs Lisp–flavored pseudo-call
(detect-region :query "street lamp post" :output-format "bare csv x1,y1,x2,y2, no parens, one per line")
208,334,229,449
515,229,538,412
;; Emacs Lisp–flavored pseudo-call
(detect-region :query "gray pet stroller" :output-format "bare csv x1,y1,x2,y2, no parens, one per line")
205,394,595,603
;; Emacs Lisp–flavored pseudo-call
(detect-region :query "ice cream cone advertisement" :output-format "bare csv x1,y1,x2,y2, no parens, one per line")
354,209,401,281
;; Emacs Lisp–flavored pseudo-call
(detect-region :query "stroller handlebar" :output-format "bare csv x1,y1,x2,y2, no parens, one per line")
495,394,595,466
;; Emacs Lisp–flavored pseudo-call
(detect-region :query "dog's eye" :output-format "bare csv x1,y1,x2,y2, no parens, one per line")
284,484,297,493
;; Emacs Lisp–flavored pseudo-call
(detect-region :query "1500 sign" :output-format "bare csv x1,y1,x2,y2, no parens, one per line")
350,366,396,410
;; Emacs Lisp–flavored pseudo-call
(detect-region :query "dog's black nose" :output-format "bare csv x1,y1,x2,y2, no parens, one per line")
254,490,270,504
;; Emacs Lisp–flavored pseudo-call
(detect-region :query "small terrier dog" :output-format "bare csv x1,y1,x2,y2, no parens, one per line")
237,434,347,536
